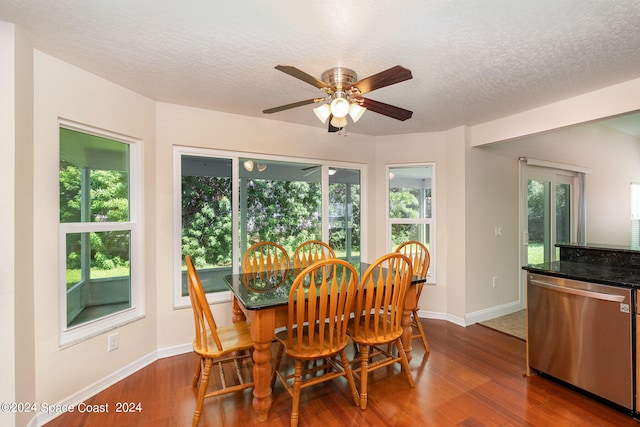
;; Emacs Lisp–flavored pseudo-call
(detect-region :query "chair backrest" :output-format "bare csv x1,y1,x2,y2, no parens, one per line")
285,259,358,354
395,241,430,303
395,240,430,280
352,253,413,341
292,240,336,270
242,241,290,274
185,256,223,353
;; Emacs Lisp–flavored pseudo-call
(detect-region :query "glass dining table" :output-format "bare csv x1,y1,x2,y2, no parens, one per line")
224,263,425,422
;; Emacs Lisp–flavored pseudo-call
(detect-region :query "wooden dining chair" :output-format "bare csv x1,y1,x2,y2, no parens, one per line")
292,239,336,269
242,241,290,274
272,258,360,427
185,256,254,427
347,252,415,410
395,240,431,352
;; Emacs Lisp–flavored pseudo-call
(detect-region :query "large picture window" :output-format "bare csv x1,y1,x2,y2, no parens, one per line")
175,148,363,306
59,123,142,346
387,164,434,282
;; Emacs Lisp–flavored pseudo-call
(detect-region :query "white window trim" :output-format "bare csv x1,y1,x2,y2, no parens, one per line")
386,163,436,284
58,120,144,348
173,145,367,308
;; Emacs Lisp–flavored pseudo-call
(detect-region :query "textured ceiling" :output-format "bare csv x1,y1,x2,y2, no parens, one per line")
2,0,640,136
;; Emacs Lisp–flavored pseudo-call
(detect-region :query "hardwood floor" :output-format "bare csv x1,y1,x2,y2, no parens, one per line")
44,319,639,426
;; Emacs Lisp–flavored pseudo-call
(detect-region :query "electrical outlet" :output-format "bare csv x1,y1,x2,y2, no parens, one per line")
492,276,498,288
494,226,502,237
107,333,119,352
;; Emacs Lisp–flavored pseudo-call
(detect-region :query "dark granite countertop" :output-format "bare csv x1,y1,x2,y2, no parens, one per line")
523,261,640,288
557,243,640,253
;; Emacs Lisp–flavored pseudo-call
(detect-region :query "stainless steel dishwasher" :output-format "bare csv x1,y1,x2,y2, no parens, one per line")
527,273,634,411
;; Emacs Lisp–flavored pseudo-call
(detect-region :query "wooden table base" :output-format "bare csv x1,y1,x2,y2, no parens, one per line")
231,286,417,421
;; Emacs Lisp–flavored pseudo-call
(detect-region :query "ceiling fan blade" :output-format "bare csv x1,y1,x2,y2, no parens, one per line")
263,98,324,114
361,98,413,121
275,65,330,90
347,65,413,96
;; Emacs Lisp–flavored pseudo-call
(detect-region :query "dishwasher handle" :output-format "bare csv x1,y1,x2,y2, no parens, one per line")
530,279,626,302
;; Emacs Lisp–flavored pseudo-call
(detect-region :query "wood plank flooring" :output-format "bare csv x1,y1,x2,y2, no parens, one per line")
44,319,639,426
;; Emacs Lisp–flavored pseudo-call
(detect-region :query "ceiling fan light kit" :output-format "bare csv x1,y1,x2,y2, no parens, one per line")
330,116,348,128
263,64,413,133
348,103,366,123
313,104,331,123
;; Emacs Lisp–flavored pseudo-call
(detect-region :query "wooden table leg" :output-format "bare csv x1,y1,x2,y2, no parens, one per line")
402,284,417,363
232,296,246,323
247,309,276,422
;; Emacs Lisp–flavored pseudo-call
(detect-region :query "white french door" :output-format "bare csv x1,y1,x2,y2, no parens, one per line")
520,166,578,296
523,168,575,264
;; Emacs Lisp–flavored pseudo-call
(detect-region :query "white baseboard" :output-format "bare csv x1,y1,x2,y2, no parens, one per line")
417,301,524,328
31,344,192,427
417,309,466,327
464,300,524,326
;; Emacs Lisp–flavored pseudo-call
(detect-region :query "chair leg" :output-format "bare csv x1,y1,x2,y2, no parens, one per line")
192,357,203,388
412,309,430,352
359,345,370,410
339,349,360,407
290,360,303,427
193,358,213,427
271,342,284,389
395,338,415,388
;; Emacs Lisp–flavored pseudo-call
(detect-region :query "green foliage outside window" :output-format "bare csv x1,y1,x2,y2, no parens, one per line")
244,178,322,254
181,175,233,269
60,160,130,274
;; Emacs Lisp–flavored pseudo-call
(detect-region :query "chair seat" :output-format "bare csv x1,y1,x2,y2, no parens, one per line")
346,316,403,345
193,322,254,358
275,326,349,359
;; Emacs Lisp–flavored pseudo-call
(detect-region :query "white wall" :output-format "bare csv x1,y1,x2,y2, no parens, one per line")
462,113,640,323
32,50,157,406
465,139,520,316
1,23,35,427
0,22,18,427
483,122,640,246
375,127,469,323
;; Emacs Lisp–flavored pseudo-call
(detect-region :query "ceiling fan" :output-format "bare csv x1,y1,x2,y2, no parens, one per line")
263,65,414,132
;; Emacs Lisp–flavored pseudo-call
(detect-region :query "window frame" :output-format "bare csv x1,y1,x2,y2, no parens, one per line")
58,119,144,348
386,163,436,283
173,146,366,308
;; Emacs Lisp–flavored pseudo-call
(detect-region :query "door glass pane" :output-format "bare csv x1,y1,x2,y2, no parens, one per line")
631,183,640,248
329,168,361,265
527,179,551,264
556,182,571,259
181,155,233,295
239,159,322,262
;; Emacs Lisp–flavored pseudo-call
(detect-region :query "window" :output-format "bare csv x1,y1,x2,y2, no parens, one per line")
179,155,233,300
59,123,142,346
387,164,434,282
175,148,363,306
